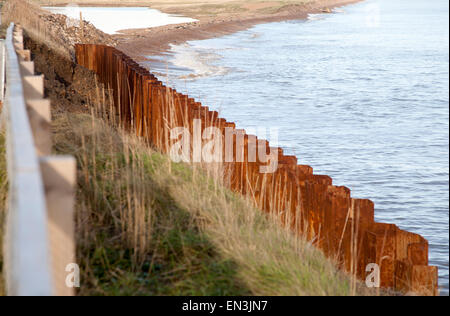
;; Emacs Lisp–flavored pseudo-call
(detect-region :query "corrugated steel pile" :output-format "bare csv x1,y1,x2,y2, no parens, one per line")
75,44,439,296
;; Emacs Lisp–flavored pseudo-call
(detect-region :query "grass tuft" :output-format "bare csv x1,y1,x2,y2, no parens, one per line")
52,101,372,295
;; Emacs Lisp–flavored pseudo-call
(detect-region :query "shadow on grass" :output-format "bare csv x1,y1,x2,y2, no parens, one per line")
54,113,251,296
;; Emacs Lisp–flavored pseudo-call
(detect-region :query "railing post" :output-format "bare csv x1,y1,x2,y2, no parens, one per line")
2,23,77,296
0,40,5,104
3,23,53,296
40,156,77,296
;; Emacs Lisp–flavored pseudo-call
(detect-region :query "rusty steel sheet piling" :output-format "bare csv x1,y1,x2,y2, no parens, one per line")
74,44,439,296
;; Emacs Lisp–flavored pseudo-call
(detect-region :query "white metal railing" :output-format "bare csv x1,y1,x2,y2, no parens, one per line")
1,38,5,102
1,23,76,296
3,22,53,296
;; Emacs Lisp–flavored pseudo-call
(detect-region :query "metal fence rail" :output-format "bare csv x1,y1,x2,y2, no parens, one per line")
1,23,76,296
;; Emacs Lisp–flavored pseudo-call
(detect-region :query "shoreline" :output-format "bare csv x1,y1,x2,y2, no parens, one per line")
112,0,363,62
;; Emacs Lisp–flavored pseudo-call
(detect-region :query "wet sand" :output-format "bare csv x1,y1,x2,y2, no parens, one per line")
111,0,362,61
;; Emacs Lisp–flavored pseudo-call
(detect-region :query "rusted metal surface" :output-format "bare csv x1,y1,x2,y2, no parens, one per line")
75,44,439,296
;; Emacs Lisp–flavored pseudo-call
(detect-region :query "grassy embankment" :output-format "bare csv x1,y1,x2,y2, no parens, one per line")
54,100,366,295
0,0,373,296
0,94,367,296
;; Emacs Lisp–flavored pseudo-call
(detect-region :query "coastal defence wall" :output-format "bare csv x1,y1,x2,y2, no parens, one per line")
75,44,439,296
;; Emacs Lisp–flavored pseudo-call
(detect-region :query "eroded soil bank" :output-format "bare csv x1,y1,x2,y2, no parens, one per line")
24,35,107,115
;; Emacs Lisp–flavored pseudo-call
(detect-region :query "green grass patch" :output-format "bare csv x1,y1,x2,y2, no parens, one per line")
54,114,251,296
52,112,373,296
0,130,7,296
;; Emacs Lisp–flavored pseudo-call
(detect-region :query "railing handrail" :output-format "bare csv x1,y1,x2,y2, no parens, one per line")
1,38,5,102
2,22,53,296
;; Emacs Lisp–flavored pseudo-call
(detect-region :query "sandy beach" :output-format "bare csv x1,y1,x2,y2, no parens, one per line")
97,0,363,61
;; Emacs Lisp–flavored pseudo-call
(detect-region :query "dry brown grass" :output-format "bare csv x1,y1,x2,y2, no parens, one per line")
0,0,376,296
49,80,377,295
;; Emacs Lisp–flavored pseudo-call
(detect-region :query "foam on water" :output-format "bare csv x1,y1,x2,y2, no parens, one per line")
42,6,197,34
169,43,231,79
307,13,326,21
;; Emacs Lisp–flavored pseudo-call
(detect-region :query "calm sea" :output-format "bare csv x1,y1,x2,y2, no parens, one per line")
148,0,449,294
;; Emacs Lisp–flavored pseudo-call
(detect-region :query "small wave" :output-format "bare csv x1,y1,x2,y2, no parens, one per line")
250,32,262,39
307,14,325,21
170,43,231,80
